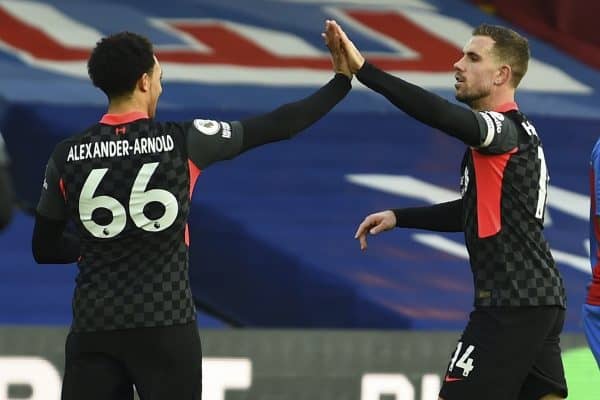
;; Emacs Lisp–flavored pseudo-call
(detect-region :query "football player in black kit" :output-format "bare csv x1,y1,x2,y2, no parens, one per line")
32,26,351,400
327,20,567,400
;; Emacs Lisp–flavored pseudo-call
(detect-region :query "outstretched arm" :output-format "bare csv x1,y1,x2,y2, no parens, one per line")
354,199,462,250
239,73,350,152
327,20,482,147
239,20,352,153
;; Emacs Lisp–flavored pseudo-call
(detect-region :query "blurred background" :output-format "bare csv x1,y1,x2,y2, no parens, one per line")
0,0,599,399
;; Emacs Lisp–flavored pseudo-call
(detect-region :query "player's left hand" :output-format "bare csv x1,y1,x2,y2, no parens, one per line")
322,19,352,79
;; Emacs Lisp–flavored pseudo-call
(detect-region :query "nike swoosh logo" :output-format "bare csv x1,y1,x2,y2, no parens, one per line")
444,376,463,383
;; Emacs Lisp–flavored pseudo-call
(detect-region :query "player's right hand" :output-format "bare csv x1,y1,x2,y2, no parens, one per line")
354,210,396,251
329,20,365,74
322,19,352,78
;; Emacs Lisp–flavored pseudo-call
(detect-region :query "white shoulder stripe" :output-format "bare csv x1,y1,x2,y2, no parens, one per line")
479,112,495,147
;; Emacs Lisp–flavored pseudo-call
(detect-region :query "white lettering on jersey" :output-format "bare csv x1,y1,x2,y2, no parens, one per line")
66,135,174,162
478,111,504,147
132,135,175,156
194,119,221,135
460,166,469,197
220,122,232,139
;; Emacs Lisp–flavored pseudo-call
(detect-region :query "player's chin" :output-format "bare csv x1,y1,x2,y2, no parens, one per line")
454,89,473,104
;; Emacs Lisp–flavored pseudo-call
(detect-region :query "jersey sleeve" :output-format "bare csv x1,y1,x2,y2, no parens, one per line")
36,156,67,221
183,119,244,169
472,111,520,154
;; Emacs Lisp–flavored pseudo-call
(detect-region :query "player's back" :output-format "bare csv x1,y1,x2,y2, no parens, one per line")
51,113,195,332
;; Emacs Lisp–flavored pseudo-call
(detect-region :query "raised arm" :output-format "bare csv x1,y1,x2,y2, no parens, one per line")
239,73,350,152
185,22,352,169
326,20,482,146
239,21,352,151
355,63,482,146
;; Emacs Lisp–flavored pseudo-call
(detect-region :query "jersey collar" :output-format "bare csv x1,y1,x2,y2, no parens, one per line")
100,111,149,126
493,102,519,113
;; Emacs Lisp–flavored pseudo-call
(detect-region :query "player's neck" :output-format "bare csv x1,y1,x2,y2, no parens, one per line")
107,94,148,116
470,91,515,112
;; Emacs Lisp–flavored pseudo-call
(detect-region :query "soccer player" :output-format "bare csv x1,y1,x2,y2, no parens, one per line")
326,20,568,400
585,141,600,369
32,29,351,400
0,131,14,230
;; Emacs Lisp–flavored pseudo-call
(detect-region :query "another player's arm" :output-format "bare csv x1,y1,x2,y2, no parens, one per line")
355,200,462,250
185,74,351,168
238,73,350,152
32,157,80,264
329,20,515,150
356,62,483,145
0,134,13,230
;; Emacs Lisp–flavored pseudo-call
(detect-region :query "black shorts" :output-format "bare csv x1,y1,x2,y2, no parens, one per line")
61,321,202,400
439,306,567,400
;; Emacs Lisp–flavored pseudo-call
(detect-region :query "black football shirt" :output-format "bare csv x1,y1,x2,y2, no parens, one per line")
462,103,566,308
37,112,244,332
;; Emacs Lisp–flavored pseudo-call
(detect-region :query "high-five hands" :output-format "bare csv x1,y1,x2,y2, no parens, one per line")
354,210,397,251
322,19,352,78
322,19,365,75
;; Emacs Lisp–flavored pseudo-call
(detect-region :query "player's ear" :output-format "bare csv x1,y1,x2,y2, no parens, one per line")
138,73,150,92
495,64,511,86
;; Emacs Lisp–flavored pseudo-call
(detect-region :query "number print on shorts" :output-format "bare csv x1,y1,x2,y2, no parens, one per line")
448,341,475,377
79,162,178,238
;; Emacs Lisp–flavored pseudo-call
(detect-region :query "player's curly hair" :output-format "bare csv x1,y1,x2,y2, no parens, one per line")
87,32,155,100
473,24,530,88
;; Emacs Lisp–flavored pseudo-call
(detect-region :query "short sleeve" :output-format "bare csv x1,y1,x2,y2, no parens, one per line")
36,157,67,221
184,118,244,169
472,111,519,154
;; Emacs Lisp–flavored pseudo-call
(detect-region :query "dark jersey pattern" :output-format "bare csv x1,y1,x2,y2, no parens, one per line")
460,108,566,308
37,113,243,332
